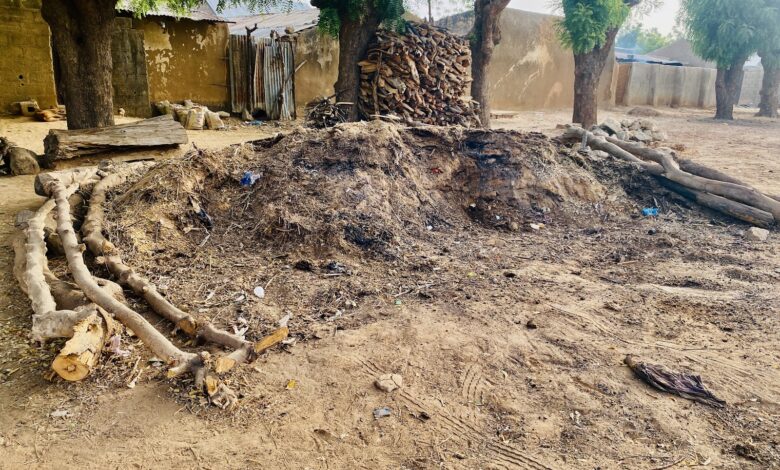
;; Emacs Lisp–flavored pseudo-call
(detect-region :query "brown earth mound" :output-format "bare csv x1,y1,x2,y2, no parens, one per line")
106,122,636,264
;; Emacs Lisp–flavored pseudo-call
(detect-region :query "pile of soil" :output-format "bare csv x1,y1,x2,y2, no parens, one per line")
106,122,639,264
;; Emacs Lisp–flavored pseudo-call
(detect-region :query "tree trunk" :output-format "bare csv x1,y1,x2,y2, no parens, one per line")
470,0,510,129
40,0,116,130
333,6,380,121
714,60,746,120
757,62,780,118
572,28,618,129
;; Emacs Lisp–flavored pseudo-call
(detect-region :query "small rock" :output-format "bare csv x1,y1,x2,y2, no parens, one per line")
591,150,610,159
9,147,40,175
600,118,623,135
615,131,630,141
50,409,70,418
745,227,769,242
373,407,392,419
652,130,668,141
629,120,642,131
526,318,538,329
375,374,403,392
638,119,657,132
632,130,652,143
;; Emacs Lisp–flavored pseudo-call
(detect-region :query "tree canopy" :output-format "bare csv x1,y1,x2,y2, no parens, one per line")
756,0,780,69
556,0,634,54
617,25,674,53
681,0,771,67
313,0,406,36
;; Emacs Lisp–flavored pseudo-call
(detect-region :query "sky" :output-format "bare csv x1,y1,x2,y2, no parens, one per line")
209,0,683,36
410,0,682,35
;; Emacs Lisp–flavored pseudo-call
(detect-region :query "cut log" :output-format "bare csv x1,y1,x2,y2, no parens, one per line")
563,126,777,227
658,179,775,229
43,115,188,162
51,308,118,381
83,166,269,359
34,167,99,197
604,136,780,221
46,178,201,375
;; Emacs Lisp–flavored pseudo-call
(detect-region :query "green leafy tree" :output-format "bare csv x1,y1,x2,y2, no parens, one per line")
756,0,780,117
311,0,406,121
40,0,286,130
681,0,770,119
556,0,641,128
618,25,672,52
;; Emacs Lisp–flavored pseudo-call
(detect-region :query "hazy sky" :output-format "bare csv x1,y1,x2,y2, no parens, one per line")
411,0,682,35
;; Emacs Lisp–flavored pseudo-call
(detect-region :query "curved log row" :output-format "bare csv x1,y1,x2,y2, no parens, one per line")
563,127,777,228
46,178,203,375
83,166,288,372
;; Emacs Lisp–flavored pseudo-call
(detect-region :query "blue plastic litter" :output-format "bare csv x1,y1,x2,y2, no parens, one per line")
642,208,659,217
240,171,262,187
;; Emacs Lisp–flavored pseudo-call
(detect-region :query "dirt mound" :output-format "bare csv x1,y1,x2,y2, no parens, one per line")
107,122,631,263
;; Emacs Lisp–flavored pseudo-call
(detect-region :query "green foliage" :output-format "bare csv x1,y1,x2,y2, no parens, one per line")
681,0,773,67
617,25,673,53
556,0,633,54
312,0,406,37
757,0,780,69
126,0,296,17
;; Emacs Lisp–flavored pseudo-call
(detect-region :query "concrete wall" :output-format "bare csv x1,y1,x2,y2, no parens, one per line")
0,0,57,113
132,17,230,111
437,9,616,110
292,27,339,113
618,62,765,108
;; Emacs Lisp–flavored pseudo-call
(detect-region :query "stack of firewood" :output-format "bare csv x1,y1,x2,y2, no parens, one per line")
304,96,350,129
359,22,480,127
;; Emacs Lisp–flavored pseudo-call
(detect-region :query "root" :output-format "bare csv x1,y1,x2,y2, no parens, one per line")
564,127,777,227
46,178,201,374
84,166,284,365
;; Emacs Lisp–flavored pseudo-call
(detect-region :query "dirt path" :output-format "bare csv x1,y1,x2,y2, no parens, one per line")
0,109,778,469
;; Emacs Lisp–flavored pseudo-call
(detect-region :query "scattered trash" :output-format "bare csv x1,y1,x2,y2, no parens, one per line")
240,171,262,187
394,299,402,306
624,355,725,407
253,286,266,299
107,335,130,357
373,407,392,419
196,209,213,230
642,208,659,217
50,409,70,418
244,120,264,127
148,357,165,367
323,261,351,275
529,223,545,230
374,374,403,392
286,379,297,390
745,227,769,242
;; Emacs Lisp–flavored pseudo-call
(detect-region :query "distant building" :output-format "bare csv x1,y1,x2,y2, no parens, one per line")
0,1,232,116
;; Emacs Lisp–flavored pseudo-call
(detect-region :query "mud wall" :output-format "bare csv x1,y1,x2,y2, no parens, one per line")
293,27,339,114
0,0,57,113
617,63,764,108
132,17,230,111
437,9,617,110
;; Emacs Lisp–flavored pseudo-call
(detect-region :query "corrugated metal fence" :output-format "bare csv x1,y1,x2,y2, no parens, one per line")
229,35,296,120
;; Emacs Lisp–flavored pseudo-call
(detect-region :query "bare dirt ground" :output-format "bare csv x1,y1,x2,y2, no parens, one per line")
0,107,778,470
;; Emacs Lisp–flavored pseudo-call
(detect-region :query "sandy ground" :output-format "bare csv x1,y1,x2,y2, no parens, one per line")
0,107,778,469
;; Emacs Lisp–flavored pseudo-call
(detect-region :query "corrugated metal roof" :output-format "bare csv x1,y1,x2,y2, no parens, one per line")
117,1,229,22
229,8,320,37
